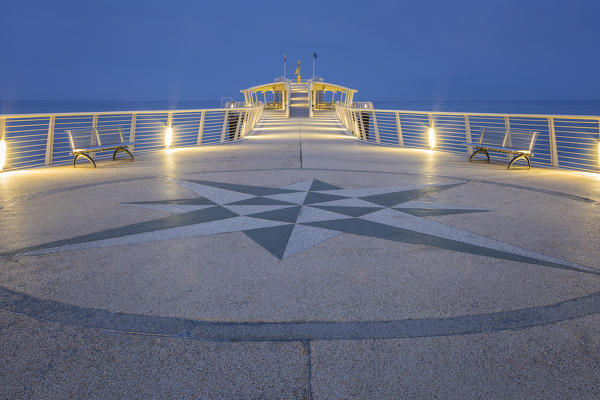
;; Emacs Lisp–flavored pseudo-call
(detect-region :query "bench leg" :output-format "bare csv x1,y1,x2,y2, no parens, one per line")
113,147,134,161
507,154,529,170
73,153,96,168
469,148,490,162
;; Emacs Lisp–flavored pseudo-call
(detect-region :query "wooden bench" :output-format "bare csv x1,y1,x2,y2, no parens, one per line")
66,127,134,168
467,128,538,170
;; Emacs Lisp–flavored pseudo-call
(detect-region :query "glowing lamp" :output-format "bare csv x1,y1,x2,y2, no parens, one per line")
0,139,6,171
428,127,436,149
165,127,173,149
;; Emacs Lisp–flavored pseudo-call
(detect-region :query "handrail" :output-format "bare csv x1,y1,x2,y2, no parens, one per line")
0,105,263,172
0,107,260,119
352,108,600,121
335,104,600,173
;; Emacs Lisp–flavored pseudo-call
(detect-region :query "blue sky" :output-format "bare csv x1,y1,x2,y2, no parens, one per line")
1,0,599,102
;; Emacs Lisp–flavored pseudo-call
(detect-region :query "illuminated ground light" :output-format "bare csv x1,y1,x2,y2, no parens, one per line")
428,127,436,149
0,139,6,171
165,127,173,149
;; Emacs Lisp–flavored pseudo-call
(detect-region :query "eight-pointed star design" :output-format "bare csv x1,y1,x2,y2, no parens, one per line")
8,179,599,275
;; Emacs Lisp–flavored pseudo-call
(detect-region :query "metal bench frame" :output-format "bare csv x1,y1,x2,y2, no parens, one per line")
468,128,538,170
67,127,134,168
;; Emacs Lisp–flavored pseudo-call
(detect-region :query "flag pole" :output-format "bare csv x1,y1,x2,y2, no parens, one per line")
283,54,287,79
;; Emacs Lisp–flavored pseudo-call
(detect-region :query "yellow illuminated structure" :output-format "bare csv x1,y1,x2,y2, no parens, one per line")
295,61,301,83
308,81,357,117
0,139,6,171
428,127,436,149
165,127,173,149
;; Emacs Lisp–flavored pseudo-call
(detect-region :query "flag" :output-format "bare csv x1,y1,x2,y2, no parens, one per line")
313,51,317,59
283,54,286,62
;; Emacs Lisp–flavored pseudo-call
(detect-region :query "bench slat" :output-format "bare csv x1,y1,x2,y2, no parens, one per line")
469,128,538,169
66,127,134,167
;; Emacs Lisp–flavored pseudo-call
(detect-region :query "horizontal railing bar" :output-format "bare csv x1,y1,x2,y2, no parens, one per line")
0,107,260,119
366,108,600,120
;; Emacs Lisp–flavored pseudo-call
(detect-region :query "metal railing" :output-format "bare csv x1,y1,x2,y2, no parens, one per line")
0,105,263,172
335,104,600,173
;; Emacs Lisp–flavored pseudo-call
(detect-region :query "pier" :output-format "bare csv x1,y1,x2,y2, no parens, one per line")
1,81,600,399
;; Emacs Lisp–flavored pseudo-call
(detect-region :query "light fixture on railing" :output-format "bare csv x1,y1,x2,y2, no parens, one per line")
428,127,436,149
0,139,6,171
165,127,173,149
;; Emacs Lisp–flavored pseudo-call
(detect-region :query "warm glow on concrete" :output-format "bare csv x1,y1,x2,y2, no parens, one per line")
428,127,436,149
165,127,173,149
0,140,6,171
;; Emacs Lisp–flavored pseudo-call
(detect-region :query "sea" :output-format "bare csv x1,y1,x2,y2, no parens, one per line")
0,100,222,115
0,99,599,116
372,100,600,116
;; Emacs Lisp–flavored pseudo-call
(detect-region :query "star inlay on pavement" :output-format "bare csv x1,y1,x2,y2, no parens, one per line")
6,179,599,275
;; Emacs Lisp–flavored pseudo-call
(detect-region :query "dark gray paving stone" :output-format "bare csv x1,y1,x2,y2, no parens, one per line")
303,218,597,274
312,205,382,217
122,197,215,205
243,224,295,259
394,208,489,217
304,192,349,205
6,206,238,256
360,183,465,207
184,179,299,196
226,197,296,206
247,206,302,223
309,179,342,191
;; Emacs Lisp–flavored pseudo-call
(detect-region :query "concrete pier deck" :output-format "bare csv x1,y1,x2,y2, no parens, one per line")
1,92,600,399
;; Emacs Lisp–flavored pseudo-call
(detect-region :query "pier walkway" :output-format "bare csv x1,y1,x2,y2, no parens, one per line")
1,87,600,399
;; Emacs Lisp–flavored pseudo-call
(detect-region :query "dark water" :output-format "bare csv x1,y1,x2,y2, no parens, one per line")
373,100,600,116
0,100,222,115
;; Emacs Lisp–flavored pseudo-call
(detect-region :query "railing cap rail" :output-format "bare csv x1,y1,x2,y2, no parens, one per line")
335,104,600,120
0,106,263,119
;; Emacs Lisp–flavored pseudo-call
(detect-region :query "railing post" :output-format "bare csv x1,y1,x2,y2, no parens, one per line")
358,111,367,140
0,117,5,141
353,110,361,138
395,112,404,146
241,110,250,137
44,116,55,165
129,113,136,152
197,111,205,145
465,115,472,155
371,110,380,143
166,112,173,148
0,117,5,172
504,115,511,159
428,113,434,149
235,111,243,140
220,110,229,142
548,117,559,167
90,114,98,162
